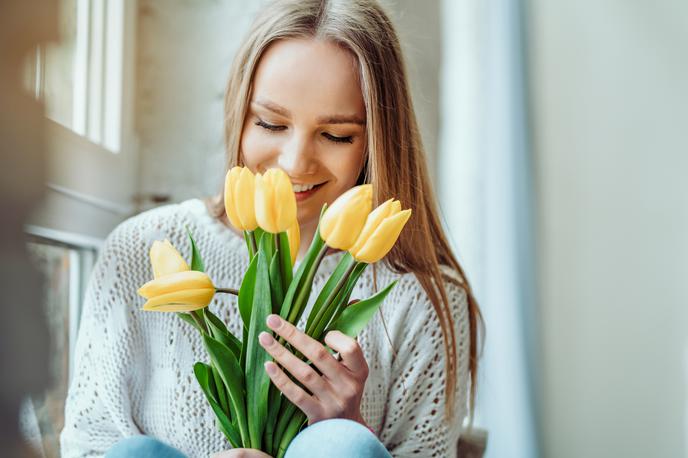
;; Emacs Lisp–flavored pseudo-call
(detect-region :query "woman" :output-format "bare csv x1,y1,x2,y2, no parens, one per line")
61,1,483,457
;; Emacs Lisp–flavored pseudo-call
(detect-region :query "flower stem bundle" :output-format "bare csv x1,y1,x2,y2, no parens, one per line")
137,167,411,456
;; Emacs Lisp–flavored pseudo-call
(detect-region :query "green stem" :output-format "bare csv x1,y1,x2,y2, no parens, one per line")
305,258,356,336
190,310,208,334
277,244,328,348
215,287,239,295
276,410,307,458
287,244,329,322
244,230,258,258
272,401,298,451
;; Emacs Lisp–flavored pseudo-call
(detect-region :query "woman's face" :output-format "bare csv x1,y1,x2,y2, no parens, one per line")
240,38,367,232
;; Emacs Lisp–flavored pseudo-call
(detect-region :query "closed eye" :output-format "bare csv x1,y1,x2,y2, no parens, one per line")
322,132,354,144
255,119,286,132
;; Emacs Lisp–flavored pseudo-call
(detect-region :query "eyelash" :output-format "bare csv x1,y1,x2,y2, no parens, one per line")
254,119,354,144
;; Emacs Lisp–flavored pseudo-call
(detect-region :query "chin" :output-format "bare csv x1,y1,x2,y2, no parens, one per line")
296,205,318,228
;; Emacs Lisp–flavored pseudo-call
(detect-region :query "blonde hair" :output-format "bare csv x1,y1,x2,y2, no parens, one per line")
205,0,484,426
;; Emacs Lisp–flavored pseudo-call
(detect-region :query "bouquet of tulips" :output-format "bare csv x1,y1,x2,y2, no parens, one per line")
137,167,411,457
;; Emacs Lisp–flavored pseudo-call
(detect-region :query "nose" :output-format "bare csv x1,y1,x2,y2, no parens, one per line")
277,131,317,178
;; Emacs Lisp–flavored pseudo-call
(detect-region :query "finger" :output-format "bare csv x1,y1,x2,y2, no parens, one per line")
265,314,341,379
264,360,320,417
258,331,334,399
324,330,368,376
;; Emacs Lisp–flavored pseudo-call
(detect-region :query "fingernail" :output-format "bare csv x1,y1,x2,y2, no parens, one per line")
259,332,274,346
265,361,277,375
267,314,281,329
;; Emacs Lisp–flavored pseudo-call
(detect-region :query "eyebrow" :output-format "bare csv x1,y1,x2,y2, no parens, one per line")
253,98,366,126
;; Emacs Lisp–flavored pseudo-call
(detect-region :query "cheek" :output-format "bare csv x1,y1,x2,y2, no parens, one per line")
322,145,366,188
240,126,276,170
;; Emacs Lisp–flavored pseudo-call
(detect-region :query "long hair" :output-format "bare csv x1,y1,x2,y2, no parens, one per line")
205,0,484,426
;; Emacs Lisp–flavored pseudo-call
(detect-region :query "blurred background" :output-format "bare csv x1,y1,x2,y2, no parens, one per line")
2,0,687,457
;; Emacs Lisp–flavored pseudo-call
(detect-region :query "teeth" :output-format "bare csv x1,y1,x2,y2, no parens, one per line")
292,182,319,193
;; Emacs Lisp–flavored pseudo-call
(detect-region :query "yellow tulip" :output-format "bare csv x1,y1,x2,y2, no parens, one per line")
255,168,297,233
349,198,412,263
319,184,373,250
138,239,215,312
286,220,300,266
138,271,215,311
149,239,190,278
224,166,258,231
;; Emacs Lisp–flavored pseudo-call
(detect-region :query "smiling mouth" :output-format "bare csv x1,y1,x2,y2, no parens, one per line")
293,181,327,201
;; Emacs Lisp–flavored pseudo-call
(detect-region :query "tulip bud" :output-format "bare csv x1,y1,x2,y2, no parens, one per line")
319,184,373,250
255,168,297,233
349,198,412,263
149,239,190,279
286,219,300,266
140,239,215,312
224,166,258,231
138,270,215,312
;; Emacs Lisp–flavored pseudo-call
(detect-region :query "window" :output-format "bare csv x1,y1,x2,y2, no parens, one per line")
26,0,126,153
21,227,99,458
24,0,138,242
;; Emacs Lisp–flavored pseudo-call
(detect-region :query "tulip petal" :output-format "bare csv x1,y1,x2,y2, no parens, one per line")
274,170,297,232
142,303,209,312
137,270,214,298
349,198,398,254
352,209,412,263
287,220,300,266
235,167,258,230
141,288,215,311
319,185,373,250
255,173,278,233
150,240,190,279
225,167,244,230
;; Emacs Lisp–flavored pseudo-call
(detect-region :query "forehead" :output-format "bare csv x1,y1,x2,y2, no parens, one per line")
251,38,365,118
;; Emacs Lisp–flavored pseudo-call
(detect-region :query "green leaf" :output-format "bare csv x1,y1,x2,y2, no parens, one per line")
193,361,217,404
194,363,242,448
245,240,273,449
240,324,248,375
277,231,293,288
269,251,284,313
238,255,258,329
262,384,282,456
185,226,205,272
210,363,230,420
276,410,307,458
329,280,398,338
272,400,298,453
261,230,275,261
176,312,201,331
203,335,250,447
305,253,355,332
204,309,242,360
308,261,367,344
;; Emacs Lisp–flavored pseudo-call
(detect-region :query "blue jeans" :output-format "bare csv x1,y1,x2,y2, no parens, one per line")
105,419,391,458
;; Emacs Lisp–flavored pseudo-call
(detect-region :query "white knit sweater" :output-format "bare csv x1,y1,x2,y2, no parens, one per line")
60,198,471,458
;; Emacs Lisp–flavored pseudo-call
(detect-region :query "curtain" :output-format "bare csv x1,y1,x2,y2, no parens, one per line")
438,0,540,456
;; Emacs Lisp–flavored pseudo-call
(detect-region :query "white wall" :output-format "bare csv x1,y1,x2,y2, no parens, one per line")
135,0,441,208
528,1,688,457
135,0,264,208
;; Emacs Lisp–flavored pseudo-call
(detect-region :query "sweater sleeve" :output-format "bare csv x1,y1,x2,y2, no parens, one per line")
60,224,144,457
378,268,471,457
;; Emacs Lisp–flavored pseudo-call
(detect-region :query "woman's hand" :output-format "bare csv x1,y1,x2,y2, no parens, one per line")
211,449,272,458
259,314,369,426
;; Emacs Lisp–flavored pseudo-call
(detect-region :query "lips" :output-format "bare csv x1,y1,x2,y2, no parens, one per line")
294,181,326,201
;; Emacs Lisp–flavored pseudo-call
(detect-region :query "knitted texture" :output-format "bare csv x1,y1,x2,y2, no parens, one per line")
60,198,471,457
